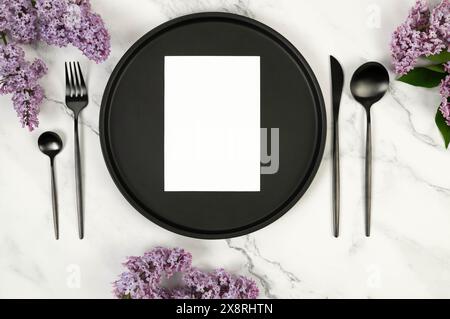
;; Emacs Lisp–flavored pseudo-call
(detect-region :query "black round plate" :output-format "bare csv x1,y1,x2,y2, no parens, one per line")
100,12,326,239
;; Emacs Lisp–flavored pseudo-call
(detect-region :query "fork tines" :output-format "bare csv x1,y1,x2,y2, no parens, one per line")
65,61,87,98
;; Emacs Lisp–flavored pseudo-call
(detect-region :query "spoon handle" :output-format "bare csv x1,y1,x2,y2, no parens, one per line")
50,158,59,240
74,116,84,239
365,110,372,237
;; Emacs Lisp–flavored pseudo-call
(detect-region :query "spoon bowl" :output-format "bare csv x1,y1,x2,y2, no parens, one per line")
38,132,63,159
350,62,389,110
350,62,389,237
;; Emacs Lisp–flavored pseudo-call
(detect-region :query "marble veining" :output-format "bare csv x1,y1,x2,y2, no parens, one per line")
1,0,450,299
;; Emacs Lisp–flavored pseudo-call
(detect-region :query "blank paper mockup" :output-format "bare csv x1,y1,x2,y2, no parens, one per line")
164,56,260,192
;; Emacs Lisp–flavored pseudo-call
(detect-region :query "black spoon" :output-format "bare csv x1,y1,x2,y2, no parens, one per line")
38,132,63,240
350,62,389,237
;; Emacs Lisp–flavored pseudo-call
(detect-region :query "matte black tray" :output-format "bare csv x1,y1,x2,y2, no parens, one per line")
100,12,326,239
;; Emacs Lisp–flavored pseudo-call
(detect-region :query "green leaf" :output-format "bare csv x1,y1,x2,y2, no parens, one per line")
397,67,447,88
426,51,450,64
425,64,446,73
436,108,450,149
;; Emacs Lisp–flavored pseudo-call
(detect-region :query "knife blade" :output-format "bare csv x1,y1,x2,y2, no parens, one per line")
330,56,344,238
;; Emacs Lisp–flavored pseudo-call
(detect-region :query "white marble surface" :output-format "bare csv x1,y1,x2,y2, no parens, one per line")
1,0,450,299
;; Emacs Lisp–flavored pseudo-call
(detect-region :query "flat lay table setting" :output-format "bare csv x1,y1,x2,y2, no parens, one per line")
1,0,450,299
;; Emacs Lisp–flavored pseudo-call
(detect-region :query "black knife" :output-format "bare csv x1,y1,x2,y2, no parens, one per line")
330,56,344,238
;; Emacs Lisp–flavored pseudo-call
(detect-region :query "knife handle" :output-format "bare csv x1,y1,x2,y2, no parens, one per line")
332,116,340,237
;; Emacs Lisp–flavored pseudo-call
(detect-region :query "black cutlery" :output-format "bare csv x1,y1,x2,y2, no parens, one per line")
38,132,63,240
330,56,344,238
65,62,88,239
350,62,389,237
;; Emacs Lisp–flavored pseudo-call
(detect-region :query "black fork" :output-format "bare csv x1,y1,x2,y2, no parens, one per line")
65,62,88,239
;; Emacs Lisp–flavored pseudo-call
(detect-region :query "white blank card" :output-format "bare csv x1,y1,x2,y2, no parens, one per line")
164,56,260,192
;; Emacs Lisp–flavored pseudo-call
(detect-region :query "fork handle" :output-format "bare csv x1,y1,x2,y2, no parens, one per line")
74,116,84,239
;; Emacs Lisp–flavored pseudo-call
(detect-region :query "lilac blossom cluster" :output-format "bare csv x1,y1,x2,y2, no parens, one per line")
391,0,448,75
113,247,260,299
391,0,450,127
0,44,46,130
441,63,450,125
35,0,110,63
0,0,110,130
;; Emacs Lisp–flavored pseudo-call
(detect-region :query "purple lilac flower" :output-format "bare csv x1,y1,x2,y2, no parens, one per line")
430,0,450,46
4,59,47,93
113,247,193,299
434,1,450,127
35,0,110,63
211,268,259,299
0,44,25,82
177,268,259,299
113,247,259,299
12,84,44,130
421,4,447,56
0,47,47,131
391,0,431,75
3,0,38,43
68,9,111,63
35,0,71,47
390,0,448,75
0,43,47,130
0,2,9,33
440,74,450,125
